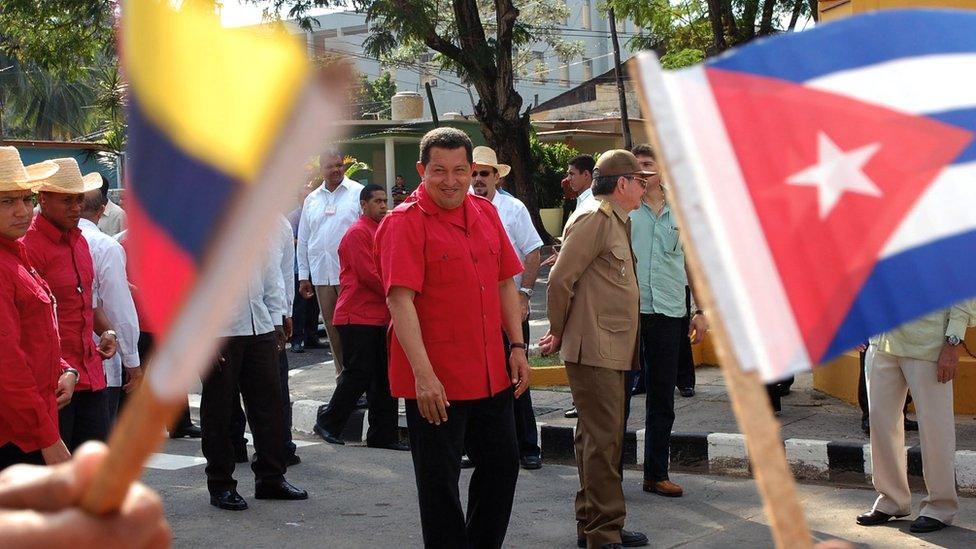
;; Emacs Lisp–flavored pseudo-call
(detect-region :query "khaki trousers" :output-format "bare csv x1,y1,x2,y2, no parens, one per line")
314,284,344,375
868,351,957,524
566,362,627,548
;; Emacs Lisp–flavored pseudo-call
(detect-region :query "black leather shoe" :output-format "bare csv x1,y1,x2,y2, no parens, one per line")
520,455,542,470
313,424,345,445
910,516,948,533
904,418,919,432
210,490,247,511
367,441,410,451
578,530,649,548
286,454,301,466
856,509,907,526
679,387,695,398
170,424,203,439
254,479,308,500
234,446,248,464
460,456,474,469
564,407,578,419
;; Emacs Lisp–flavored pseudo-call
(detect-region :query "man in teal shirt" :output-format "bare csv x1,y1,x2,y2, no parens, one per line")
625,144,707,498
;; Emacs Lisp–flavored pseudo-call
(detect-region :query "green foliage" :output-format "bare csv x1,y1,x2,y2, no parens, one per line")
660,48,705,69
354,72,396,119
530,133,578,209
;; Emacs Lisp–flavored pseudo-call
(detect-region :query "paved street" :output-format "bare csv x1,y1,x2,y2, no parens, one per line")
147,431,976,548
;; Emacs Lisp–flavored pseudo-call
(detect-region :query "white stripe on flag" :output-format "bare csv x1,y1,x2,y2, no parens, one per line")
637,55,810,381
805,54,976,115
882,161,976,257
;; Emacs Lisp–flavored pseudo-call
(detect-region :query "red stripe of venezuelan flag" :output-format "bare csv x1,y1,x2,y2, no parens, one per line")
122,0,309,333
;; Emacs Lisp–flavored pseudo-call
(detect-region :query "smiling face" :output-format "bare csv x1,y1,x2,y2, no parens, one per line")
0,190,36,240
417,146,472,210
38,191,84,231
470,164,499,201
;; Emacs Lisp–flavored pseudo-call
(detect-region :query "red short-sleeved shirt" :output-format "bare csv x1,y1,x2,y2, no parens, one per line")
375,185,523,400
333,215,389,326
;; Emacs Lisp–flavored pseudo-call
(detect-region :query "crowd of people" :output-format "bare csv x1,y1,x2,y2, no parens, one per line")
0,122,972,547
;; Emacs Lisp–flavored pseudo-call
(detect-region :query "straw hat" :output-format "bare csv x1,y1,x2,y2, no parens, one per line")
472,146,511,178
35,158,103,194
0,146,60,192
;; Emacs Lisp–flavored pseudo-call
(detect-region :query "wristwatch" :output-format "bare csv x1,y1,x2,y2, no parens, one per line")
102,330,118,340
947,334,961,346
510,342,528,351
63,367,79,380
519,287,534,298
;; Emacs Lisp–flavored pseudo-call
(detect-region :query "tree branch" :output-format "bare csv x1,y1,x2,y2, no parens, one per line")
758,0,777,36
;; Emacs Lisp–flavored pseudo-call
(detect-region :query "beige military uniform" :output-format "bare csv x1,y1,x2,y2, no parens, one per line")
547,196,640,548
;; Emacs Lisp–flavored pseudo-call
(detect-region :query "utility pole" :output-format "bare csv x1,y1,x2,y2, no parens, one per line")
608,8,632,150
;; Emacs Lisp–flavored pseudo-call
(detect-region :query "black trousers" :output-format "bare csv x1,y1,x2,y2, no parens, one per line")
201,333,287,494
236,349,297,457
317,324,398,446
106,386,122,426
0,443,44,471
626,313,683,482
291,273,320,346
676,286,695,390
59,389,109,452
405,388,519,549
503,320,539,458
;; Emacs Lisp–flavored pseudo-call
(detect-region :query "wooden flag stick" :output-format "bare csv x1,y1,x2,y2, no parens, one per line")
79,82,341,515
628,59,813,548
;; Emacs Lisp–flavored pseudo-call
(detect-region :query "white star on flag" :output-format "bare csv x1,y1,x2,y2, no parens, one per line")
786,132,883,218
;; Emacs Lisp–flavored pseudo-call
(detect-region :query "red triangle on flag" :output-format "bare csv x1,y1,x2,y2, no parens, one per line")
706,67,973,363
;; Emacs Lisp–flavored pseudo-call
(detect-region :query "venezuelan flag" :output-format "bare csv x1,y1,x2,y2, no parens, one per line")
122,0,344,397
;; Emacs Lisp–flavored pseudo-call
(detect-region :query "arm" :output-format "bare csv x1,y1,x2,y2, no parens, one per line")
296,199,314,297
351,229,385,297
96,244,142,391
499,278,530,397
92,308,117,360
387,287,449,424
278,220,295,314
262,252,288,350
543,214,605,351
938,299,976,383
685,263,708,344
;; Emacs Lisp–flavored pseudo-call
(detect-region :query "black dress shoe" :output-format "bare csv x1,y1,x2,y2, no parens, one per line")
210,490,248,511
678,387,695,398
520,455,542,470
460,456,474,469
169,424,203,439
367,441,410,452
578,529,648,548
856,509,907,526
910,516,948,533
313,424,345,445
564,407,578,419
234,446,249,464
286,454,301,466
254,479,308,500
904,418,919,432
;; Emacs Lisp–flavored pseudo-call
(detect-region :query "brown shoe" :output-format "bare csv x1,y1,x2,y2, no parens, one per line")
643,479,683,497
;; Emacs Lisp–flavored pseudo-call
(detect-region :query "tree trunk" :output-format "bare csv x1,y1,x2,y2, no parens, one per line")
788,0,804,30
808,0,819,22
705,0,729,53
758,0,777,36
608,8,631,150
741,0,759,41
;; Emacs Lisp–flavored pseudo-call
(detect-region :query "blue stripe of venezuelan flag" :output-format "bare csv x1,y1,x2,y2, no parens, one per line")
122,0,309,332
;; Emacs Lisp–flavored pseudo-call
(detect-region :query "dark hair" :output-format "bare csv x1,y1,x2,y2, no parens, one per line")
360,183,385,202
81,188,107,215
631,144,656,160
568,154,596,175
591,174,621,196
395,174,403,178
419,127,473,166
320,149,342,164
99,174,110,199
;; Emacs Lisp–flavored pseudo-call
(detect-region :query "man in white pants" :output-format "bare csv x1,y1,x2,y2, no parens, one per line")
857,300,975,533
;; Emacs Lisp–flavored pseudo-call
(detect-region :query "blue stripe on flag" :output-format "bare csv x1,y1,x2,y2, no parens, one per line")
928,108,976,164
709,10,976,84
824,229,976,360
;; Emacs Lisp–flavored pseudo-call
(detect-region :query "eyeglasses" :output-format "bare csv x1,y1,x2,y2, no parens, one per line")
472,170,494,178
628,176,648,189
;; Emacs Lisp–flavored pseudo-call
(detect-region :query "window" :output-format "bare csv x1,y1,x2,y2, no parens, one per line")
583,57,593,81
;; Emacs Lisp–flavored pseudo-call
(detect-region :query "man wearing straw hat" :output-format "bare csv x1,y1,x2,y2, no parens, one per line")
23,158,118,452
0,147,77,470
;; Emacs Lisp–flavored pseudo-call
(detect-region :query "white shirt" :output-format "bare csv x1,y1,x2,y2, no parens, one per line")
97,199,127,236
220,247,287,337
576,186,595,209
80,218,140,387
474,190,542,289
275,215,295,314
297,177,364,285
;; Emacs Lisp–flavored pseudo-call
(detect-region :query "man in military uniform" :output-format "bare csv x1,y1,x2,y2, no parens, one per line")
541,150,651,549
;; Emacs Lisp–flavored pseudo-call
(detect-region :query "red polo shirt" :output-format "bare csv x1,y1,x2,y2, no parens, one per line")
375,185,523,401
0,237,65,452
23,214,105,392
333,215,389,326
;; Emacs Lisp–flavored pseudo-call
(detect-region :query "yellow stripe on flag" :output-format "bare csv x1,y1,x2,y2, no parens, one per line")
123,0,309,182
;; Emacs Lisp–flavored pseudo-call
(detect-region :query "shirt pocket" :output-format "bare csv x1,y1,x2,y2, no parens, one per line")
662,225,681,254
425,246,466,285
597,314,633,361
601,245,633,285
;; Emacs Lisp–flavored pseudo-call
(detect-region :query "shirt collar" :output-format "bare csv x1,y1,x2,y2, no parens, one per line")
640,199,669,219
360,214,379,230
78,218,98,231
415,184,476,232
33,213,78,244
596,196,633,224
318,177,354,195
0,235,23,256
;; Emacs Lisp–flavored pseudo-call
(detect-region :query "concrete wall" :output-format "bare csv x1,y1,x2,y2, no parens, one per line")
14,146,118,186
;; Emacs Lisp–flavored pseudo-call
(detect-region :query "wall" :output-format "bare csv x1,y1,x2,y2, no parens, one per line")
13,146,118,186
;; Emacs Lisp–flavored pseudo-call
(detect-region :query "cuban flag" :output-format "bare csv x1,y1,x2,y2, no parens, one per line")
634,9,976,381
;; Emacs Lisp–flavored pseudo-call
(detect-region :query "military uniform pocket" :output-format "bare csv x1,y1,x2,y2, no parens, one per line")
597,314,632,361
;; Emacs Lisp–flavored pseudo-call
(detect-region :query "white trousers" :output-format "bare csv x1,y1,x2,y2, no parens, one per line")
867,351,957,523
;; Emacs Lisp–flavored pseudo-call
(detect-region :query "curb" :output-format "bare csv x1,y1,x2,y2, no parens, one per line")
290,400,976,495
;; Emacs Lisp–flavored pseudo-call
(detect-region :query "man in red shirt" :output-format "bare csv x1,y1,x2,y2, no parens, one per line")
0,148,76,470
314,184,406,451
23,158,117,452
375,127,531,548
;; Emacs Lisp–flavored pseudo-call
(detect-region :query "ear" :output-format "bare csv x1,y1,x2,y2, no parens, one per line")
415,161,426,179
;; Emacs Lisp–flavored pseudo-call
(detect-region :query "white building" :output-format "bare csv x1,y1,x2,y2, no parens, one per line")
289,2,636,118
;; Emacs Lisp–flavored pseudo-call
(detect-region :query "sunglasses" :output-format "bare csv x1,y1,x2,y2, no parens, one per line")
628,175,649,189
472,170,494,178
